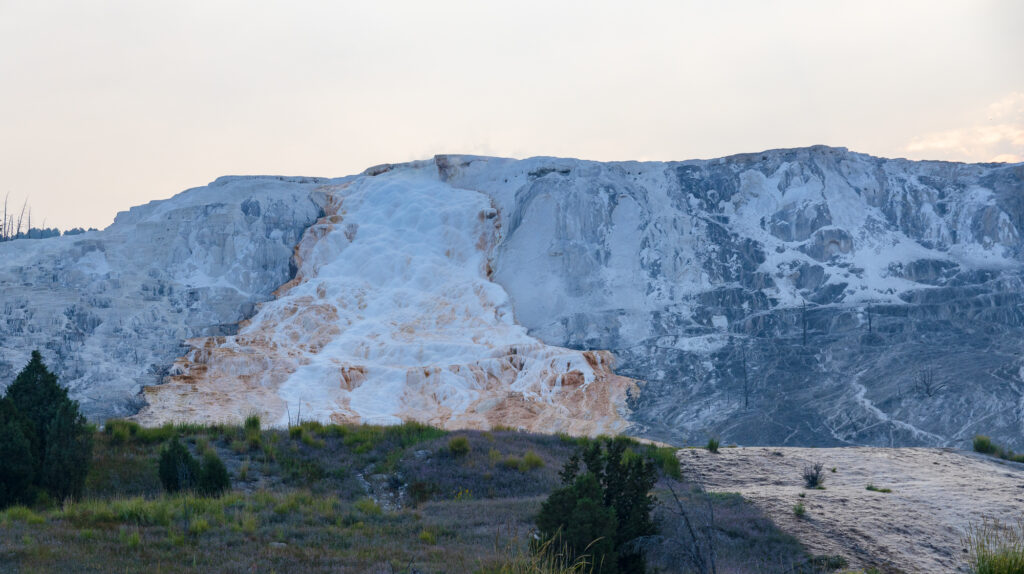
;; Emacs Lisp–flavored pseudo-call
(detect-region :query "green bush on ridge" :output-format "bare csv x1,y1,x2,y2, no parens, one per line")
973,434,1024,463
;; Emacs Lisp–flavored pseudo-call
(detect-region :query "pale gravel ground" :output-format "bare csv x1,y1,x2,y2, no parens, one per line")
679,447,1024,573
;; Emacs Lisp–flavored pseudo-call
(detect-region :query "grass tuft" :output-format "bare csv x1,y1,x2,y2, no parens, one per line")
706,437,720,453
354,497,382,516
792,502,806,518
449,436,471,457
963,516,1024,574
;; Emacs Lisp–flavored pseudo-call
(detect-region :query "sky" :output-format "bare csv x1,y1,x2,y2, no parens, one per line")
1,0,1022,231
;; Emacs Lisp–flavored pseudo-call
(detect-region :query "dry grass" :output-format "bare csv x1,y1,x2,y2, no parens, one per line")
0,422,817,573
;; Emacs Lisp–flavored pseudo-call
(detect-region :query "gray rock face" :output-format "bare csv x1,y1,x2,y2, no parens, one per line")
2,148,1023,451
0,176,333,419
442,147,1024,449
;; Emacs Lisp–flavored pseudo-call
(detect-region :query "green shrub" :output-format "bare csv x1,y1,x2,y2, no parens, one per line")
793,502,806,518
119,526,141,549
341,421,446,454
706,437,720,453
448,436,471,457
647,446,681,478
244,414,261,449
803,462,825,489
106,420,139,446
188,516,210,536
502,456,524,471
408,481,438,506
488,448,502,467
198,452,231,497
523,450,545,470
418,528,438,545
244,414,260,434
300,431,325,449
158,437,199,493
354,497,382,516
2,505,46,524
865,484,892,493
975,435,998,455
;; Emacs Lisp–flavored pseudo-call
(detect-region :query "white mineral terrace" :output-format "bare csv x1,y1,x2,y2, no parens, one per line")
136,167,636,433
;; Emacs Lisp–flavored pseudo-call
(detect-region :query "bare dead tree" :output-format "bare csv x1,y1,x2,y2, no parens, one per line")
15,198,27,239
741,346,750,410
635,470,718,574
664,479,718,574
2,192,8,240
801,301,807,346
913,367,946,398
1,194,31,241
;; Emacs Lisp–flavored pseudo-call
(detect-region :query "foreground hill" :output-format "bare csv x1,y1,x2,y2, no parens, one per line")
2,421,1017,572
1,148,1022,448
0,423,823,573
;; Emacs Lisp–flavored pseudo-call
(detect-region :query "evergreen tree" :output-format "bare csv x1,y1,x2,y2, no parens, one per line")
537,473,618,572
5,351,67,477
40,400,93,501
1,351,92,507
0,398,34,506
537,438,660,574
158,437,199,493
198,451,230,497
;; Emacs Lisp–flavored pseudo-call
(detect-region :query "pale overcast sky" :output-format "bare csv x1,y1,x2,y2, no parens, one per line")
1,0,1022,231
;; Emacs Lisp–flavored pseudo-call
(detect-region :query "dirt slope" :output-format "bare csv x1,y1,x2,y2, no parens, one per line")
679,447,1024,573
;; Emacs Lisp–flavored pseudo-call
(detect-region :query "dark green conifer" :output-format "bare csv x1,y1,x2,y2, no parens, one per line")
198,451,230,496
537,438,660,574
41,400,93,501
2,350,92,506
0,398,34,506
158,437,199,493
5,351,67,476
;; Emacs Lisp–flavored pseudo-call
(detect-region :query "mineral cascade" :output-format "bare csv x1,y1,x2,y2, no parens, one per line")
1,147,1022,447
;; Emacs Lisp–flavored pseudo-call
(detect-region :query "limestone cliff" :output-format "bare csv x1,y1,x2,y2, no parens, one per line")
2,148,1022,447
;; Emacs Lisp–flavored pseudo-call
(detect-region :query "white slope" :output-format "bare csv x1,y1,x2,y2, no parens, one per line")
0,176,328,418
137,165,636,434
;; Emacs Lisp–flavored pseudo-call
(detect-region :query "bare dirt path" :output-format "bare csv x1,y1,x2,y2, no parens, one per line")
679,447,1024,573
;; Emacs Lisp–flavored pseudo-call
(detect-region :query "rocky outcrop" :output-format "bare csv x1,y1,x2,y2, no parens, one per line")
438,148,1024,448
0,176,330,419
134,169,637,434
2,147,1022,448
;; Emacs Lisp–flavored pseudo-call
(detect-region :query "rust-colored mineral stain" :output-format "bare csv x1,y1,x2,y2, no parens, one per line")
135,184,640,436
339,366,366,391
561,370,585,387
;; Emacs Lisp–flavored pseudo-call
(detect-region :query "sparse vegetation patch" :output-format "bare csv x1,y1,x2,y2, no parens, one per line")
802,462,825,489
973,434,1024,464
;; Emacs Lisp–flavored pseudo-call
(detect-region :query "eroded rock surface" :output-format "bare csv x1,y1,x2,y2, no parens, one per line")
0,176,330,418
2,148,1023,446
135,167,636,434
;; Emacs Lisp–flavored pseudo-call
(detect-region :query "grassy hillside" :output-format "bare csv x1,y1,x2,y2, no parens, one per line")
0,420,844,573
